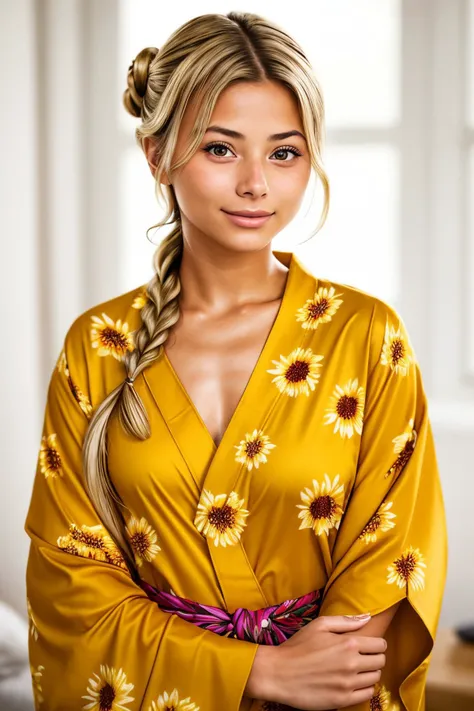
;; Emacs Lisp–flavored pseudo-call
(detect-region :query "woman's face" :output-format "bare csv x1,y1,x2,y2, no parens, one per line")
144,80,312,256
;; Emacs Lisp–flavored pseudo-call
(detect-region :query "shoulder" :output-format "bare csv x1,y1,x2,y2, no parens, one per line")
65,282,147,350
311,271,406,336
302,266,414,370
296,255,400,325
60,282,148,406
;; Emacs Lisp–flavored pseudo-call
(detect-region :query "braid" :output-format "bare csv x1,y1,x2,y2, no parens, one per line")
119,226,183,438
82,226,183,583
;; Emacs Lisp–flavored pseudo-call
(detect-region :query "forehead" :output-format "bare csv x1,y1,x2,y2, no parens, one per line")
182,80,304,138
212,81,302,123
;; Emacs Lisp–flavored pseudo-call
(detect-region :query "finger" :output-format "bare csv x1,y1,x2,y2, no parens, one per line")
318,614,371,633
356,635,387,654
343,685,376,707
356,652,386,673
352,670,382,691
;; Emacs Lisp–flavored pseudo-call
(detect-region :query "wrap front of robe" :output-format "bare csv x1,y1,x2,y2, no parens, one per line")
25,249,447,711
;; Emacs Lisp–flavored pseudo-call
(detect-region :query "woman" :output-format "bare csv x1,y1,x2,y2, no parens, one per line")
25,11,447,711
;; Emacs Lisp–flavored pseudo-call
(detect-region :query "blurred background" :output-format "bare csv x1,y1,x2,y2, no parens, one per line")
1,0,473,708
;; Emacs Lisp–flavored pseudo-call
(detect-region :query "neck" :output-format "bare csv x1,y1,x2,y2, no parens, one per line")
176,243,290,315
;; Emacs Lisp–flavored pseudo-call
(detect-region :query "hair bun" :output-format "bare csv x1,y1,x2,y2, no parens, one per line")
123,47,159,118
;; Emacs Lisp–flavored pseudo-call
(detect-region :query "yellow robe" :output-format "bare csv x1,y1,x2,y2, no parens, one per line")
25,249,447,711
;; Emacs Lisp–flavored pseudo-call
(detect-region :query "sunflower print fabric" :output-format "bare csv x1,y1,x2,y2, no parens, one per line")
24,249,447,711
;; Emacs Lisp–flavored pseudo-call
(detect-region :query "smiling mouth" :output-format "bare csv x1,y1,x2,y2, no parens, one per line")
222,210,274,218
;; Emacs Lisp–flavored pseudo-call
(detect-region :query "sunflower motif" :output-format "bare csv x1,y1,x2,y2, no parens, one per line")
39,433,63,479
370,684,392,711
295,286,344,330
27,597,39,641
323,378,365,438
380,320,414,376
126,516,161,568
234,429,276,471
90,313,135,361
267,347,324,397
31,664,45,706
194,490,249,547
82,665,134,711
387,546,426,592
296,474,345,536
359,501,396,544
386,418,417,478
57,523,128,571
148,688,200,711
132,289,148,310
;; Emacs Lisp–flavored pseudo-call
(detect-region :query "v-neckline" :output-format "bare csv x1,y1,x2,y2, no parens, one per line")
161,249,297,456
140,248,318,613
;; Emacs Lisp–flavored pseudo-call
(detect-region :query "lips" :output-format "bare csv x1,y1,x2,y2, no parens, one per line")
223,211,274,228
223,210,274,217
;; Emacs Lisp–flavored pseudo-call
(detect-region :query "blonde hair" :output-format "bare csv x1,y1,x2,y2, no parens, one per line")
82,11,330,583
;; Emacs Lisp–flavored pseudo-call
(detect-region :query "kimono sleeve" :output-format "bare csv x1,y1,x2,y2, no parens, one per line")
24,325,258,711
318,302,448,711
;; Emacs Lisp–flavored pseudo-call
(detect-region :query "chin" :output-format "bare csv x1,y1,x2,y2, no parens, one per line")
216,233,274,254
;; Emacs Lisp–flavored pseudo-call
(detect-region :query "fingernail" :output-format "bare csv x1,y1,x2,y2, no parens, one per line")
344,613,371,619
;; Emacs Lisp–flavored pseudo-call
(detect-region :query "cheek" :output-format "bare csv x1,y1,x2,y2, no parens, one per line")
176,159,232,206
277,170,310,215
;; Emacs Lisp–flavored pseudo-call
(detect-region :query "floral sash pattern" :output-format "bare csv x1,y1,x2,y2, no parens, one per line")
139,579,325,645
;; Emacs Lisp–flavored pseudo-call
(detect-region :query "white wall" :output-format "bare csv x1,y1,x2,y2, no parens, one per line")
0,0,42,616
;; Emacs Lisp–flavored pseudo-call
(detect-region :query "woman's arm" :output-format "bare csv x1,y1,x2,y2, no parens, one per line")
343,602,401,640
313,300,447,711
244,606,398,705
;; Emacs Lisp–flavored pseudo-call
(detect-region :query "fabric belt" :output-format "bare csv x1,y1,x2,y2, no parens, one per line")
138,579,325,645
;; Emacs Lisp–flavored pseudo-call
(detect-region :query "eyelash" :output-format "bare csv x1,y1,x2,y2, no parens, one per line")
202,141,303,160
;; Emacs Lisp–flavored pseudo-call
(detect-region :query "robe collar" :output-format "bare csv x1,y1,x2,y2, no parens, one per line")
142,249,318,609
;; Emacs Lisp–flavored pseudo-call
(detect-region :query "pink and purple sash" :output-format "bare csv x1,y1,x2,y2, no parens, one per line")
138,579,325,645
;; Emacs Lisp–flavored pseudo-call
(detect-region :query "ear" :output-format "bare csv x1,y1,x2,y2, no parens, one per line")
142,136,171,185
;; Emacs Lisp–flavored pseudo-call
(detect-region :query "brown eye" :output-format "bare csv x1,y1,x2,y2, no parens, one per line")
203,142,234,157
202,142,302,161
273,147,303,161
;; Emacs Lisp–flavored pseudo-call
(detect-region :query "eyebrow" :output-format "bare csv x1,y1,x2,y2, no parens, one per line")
205,125,307,142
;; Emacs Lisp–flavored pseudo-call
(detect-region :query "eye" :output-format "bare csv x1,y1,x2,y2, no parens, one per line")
203,141,235,158
202,141,303,161
272,146,303,161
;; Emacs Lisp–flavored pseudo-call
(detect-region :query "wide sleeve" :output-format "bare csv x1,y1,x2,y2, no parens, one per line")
318,302,448,711
24,326,258,711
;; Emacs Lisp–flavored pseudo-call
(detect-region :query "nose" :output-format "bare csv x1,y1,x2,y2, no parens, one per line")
236,158,269,197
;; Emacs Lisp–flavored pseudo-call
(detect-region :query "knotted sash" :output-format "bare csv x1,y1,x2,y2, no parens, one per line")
139,579,325,645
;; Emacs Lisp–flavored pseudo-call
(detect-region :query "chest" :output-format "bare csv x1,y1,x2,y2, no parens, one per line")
164,299,283,447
